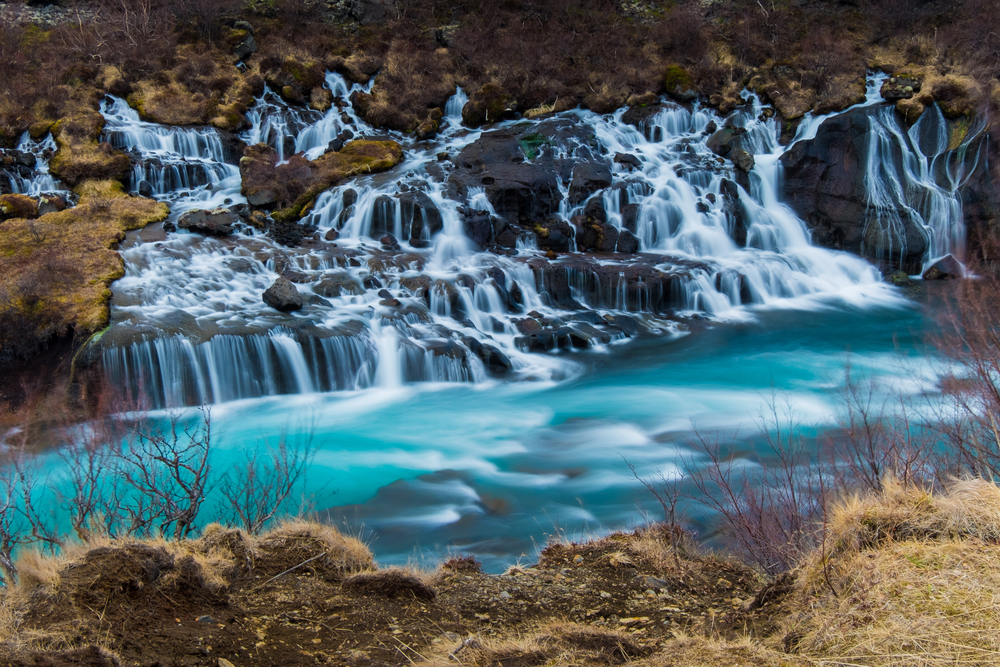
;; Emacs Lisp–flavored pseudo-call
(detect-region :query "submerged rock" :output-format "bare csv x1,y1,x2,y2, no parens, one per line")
922,255,963,280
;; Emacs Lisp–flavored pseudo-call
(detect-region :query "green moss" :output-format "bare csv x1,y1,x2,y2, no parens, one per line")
664,65,694,94
518,133,553,160
271,140,404,222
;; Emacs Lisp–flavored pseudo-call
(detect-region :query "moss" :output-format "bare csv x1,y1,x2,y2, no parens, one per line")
0,180,168,357
49,113,132,188
518,133,553,160
663,65,694,94
270,140,404,221
0,194,40,221
948,117,972,151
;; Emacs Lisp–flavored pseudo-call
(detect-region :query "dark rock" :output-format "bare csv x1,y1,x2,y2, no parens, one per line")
509,281,523,306
887,270,914,286
621,203,641,233
731,149,754,172
177,207,238,236
343,188,358,208
462,83,517,127
532,217,574,253
325,228,339,241
922,254,963,280
380,233,399,249
234,33,257,60
720,179,747,247
880,75,921,101
137,180,154,198
363,275,383,290
399,190,444,240
225,258,255,273
706,126,747,158
575,217,619,252
582,197,607,224
614,153,642,170
315,272,364,297
262,276,303,311
606,314,639,336
447,120,596,226
569,161,613,206
617,228,640,253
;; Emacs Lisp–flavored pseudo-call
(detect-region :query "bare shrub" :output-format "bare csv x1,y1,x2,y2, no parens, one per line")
217,434,316,535
684,391,832,576
115,408,214,541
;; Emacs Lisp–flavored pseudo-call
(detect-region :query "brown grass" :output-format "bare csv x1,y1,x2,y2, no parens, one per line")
784,478,1000,665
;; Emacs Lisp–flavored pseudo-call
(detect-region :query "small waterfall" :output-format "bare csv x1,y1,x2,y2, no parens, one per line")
444,87,468,125
861,104,984,268
100,96,243,210
4,133,62,195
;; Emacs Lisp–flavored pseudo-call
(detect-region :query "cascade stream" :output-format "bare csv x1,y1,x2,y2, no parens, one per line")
44,71,970,409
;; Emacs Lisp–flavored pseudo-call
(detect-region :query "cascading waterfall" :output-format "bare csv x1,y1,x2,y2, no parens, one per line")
100,96,242,211
76,70,979,408
862,103,985,267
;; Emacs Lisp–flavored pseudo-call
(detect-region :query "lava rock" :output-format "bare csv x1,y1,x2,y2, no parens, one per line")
176,207,238,236
569,161,613,206
262,276,303,311
617,229,640,254
780,106,930,272
614,153,642,170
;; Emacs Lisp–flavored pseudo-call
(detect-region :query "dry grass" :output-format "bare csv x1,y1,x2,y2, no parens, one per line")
785,478,1000,665
252,519,374,579
128,46,253,130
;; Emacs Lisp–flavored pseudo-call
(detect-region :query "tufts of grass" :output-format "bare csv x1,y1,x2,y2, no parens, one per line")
787,478,1000,665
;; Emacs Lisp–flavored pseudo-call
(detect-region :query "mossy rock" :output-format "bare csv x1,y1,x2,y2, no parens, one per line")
0,194,40,221
664,65,696,101
49,113,132,187
272,140,404,222
462,84,516,127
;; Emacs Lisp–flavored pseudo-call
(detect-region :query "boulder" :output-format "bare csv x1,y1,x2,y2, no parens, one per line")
461,83,516,127
262,276,303,311
460,207,505,249
614,153,642,171
880,75,921,102
575,218,619,252
922,254,963,280
731,149,754,173
617,228,640,253
447,119,597,226
176,207,238,236
706,126,747,158
569,161,612,206
532,217,575,253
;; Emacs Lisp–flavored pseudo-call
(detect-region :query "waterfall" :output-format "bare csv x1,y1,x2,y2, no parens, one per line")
59,69,988,408
862,104,984,268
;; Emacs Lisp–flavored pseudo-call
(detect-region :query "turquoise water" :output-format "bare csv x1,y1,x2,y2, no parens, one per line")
193,291,937,571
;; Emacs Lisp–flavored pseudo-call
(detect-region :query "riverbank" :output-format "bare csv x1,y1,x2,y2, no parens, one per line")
3,478,999,666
